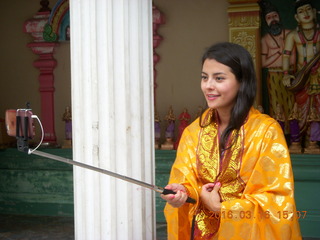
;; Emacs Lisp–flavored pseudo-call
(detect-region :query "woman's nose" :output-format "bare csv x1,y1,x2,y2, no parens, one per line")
205,78,215,89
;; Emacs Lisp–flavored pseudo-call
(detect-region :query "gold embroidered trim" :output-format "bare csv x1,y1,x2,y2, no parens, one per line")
194,109,246,238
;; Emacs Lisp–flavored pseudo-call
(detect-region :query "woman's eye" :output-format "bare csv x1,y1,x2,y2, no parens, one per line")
201,75,207,81
216,77,224,81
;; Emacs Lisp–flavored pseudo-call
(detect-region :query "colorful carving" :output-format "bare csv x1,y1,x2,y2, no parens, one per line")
43,0,70,42
23,5,59,145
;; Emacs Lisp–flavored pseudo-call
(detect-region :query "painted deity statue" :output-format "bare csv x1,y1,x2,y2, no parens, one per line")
174,108,191,149
162,106,176,150
165,106,175,138
260,0,295,133
154,111,161,149
282,0,320,152
62,106,72,140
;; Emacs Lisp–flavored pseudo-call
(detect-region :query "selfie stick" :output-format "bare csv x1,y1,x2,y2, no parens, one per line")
11,109,196,204
30,149,196,202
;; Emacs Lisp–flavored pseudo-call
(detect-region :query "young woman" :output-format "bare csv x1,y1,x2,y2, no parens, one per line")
161,42,301,240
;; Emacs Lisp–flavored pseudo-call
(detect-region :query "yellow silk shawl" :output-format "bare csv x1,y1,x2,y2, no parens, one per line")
164,108,301,240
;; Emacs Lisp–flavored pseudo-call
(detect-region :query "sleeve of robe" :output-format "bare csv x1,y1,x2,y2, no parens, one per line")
164,120,202,240
218,117,302,240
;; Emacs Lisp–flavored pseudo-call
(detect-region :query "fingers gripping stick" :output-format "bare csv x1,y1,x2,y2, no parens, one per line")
162,188,196,204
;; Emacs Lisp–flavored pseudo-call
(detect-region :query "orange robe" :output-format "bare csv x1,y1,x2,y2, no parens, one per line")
164,108,302,240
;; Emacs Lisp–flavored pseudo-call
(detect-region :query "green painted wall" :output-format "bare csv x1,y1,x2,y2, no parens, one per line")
0,149,73,216
0,149,319,238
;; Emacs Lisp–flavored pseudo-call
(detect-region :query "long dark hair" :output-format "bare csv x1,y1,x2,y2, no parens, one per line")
200,42,257,150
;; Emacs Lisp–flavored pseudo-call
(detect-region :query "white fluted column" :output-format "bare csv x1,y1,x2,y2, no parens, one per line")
70,1,154,239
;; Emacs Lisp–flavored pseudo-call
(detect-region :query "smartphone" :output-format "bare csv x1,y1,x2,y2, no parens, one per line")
5,109,35,139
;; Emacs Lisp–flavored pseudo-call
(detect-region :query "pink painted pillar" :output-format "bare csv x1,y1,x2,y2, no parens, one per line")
23,11,59,144
152,5,165,108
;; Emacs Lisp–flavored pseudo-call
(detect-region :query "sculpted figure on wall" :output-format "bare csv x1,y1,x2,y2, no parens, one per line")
174,108,191,149
260,0,295,134
282,0,320,152
161,106,175,150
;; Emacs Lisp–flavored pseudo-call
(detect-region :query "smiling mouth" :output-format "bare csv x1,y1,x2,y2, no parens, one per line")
207,94,220,100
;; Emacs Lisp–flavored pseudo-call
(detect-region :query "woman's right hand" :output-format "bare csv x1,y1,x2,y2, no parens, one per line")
160,183,188,208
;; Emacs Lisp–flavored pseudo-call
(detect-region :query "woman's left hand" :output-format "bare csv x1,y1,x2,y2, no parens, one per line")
200,182,222,212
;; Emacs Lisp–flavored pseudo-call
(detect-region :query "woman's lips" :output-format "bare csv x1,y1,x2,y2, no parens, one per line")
207,94,219,100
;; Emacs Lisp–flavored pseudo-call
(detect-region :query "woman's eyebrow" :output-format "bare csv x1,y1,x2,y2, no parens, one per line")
201,71,226,75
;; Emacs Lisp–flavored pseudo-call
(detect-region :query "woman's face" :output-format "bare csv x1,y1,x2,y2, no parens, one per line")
201,59,240,113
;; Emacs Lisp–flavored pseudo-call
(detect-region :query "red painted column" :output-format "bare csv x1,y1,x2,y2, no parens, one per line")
23,11,59,144
152,5,165,108
29,43,58,144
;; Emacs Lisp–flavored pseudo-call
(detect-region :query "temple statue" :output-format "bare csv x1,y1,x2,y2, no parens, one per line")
282,0,320,153
62,106,72,148
161,106,175,150
154,111,161,149
260,0,295,134
174,108,191,150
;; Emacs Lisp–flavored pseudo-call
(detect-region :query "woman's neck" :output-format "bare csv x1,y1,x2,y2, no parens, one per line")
216,110,230,132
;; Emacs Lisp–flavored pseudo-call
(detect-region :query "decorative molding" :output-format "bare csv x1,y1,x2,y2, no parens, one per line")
229,29,258,61
228,11,260,28
228,2,262,105
23,12,51,42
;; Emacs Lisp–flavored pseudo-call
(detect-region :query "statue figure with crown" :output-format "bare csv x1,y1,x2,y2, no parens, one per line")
282,0,320,153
